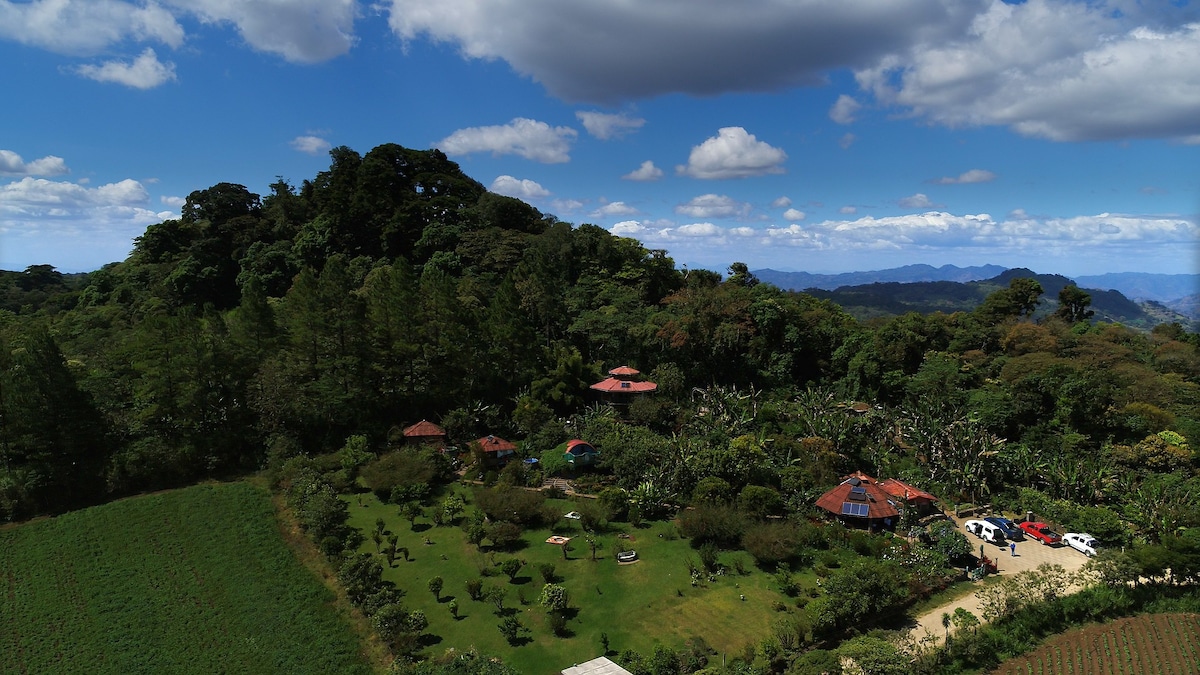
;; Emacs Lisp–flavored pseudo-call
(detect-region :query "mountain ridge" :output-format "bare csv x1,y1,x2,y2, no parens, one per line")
756,265,1199,304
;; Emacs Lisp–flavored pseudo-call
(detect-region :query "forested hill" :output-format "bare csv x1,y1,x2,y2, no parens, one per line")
1,142,1197,526
802,268,1193,329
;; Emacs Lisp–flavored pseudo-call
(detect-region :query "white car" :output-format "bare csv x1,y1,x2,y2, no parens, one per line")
1063,532,1100,557
964,519,1006,545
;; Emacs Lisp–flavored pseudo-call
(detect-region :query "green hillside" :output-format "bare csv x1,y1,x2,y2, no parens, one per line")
0,482,370,675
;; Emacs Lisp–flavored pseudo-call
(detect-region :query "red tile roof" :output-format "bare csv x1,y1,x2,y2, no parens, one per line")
403,420,446,437
565,439,597,455
877,478,938,503
589,377,658,393
608,365,641,376
814,472,900,520
474,435,516,453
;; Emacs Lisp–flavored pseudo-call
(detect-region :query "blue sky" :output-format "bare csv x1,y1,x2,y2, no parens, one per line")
1,0,1198,278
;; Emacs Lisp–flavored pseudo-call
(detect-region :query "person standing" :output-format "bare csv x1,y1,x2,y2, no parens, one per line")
1009,541,1017,556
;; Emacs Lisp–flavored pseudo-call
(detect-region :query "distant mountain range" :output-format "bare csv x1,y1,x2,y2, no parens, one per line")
753,264,1009,291
753,265,1199,328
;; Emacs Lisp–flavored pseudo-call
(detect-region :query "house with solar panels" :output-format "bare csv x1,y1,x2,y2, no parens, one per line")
814,472,900,529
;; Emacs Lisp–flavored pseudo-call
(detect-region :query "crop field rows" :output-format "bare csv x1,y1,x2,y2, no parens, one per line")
994,613,1200,675
0,483,369,674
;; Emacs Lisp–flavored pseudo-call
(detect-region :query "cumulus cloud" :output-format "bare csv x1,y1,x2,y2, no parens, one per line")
75,48,176,88
783,208,807,222
290,135,332,155
829,94,862,124
491,175,550,199
675,194,751,219
0,0,356,64
0,0,184,54
385,0,976,102
676,222,722,237
762,211,1199,251
857,1,1200,141
576,111,645,139
0,150,68,177
171,0,358,63
622,160,663,182
608,207,1197,273
771,196,792,208
677,127,787,179
840,205,858,214
0,175,174,270
551,198,584,213
437,118,577,163
838,133,857,149
591,201,639,218
160,195,186,208
933,169,996,185
899,193,935,208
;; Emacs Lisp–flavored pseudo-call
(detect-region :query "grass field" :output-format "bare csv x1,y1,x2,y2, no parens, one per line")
344,486,807,673
993,613,1200,675
0,482,371,675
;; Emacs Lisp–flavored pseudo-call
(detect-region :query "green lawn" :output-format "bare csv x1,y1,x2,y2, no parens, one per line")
0,482,370,675
345,487,790,672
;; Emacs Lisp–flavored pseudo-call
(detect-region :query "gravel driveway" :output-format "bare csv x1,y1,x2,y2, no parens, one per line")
908,515,1094,643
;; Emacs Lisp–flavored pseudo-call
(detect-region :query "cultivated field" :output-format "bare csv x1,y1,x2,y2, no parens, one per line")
993,613,1200,675
0,482,370,674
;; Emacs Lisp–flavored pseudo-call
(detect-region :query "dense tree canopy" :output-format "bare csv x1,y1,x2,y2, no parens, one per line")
0,142,1195,541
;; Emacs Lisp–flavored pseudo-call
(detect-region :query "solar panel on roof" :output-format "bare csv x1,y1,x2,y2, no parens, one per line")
841,502,869,517
848,486,868,501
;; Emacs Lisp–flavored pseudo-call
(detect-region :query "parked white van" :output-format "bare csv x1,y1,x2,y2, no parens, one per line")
964,519,1007,546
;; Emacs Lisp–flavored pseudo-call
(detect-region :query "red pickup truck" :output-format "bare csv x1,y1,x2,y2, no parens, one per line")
1019,521,1063,545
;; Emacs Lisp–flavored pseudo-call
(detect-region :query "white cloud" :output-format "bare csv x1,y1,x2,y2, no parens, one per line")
857,1,1200,141
677,127,787,179
436,118,577,163
677,222,722,237
0,176,174,270
838,133,857,149
0,150,68,177
290,135,332,155
0,0,184,54
829,94,862,124
160,195,186,208
610,220,646,236
385,0,977,102
591,201,638,218
771,196,792,208
675,194,751,219
622,160,663,182
491,175,551,199
839,205,858,214
576,111,645,139
609,207,1197,274
0,0,356,63
782,208,807,222
933,169,996,185
899,193,935,208
75,48,176,89
168,0,357,63
551,198,584,213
